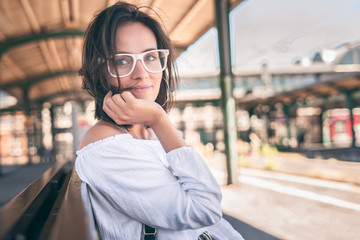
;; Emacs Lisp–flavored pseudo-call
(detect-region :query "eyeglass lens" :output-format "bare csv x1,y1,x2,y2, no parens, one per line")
108,50,167,77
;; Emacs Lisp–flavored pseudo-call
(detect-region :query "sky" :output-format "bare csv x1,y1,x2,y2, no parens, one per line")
176,0,360,76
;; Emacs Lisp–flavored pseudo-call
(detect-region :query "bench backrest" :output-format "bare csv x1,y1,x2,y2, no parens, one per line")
0,161,99,240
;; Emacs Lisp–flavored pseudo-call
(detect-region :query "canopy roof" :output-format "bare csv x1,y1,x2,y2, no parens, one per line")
0,0,242,109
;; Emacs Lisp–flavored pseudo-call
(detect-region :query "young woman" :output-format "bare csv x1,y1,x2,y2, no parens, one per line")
76,2,244,240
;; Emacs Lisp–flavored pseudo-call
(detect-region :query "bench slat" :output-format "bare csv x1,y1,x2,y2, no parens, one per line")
0,161,71,239
48,169,99,240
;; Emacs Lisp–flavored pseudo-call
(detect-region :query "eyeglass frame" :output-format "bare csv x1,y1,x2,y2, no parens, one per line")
106,49,169,78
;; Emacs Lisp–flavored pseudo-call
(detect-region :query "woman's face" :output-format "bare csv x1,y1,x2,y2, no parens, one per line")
110,22,162,101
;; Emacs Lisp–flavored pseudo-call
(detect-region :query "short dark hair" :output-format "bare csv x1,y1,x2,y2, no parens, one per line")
79,1,177,123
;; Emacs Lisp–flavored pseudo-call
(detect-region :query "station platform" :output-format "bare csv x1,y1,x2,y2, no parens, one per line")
241,151,360,185
206,150,360,240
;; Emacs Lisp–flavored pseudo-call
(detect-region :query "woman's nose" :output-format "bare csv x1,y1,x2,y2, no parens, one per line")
131,59,149,79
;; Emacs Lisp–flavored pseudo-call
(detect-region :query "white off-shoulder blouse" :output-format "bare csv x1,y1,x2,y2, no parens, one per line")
75,134,244,240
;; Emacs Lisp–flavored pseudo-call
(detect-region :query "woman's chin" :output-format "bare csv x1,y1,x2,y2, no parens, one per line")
132,93,157,102
130,88,159,101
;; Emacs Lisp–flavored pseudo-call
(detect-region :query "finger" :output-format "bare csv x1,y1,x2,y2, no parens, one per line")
121,91,136,103
103,99,118,119
107,97,125,117
104,91,112,101
103,92,122,117
111,93,127,106
103,91,112,109
103,99,128,125
104,92,116,109
103,102,115,117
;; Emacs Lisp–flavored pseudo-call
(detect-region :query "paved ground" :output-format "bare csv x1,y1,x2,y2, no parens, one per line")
206,151,360,240
245,151,360,185
217,169,360,240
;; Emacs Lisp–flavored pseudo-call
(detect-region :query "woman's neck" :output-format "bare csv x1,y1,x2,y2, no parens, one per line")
128,124,148,139
98,120,155,140
125,124,157,140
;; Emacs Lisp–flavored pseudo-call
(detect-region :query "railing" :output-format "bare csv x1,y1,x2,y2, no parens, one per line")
0,161,98,240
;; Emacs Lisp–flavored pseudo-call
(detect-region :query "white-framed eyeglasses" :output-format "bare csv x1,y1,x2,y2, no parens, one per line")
107,49,169,78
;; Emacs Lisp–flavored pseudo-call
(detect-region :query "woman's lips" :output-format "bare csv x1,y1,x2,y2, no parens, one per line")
131,85,152,93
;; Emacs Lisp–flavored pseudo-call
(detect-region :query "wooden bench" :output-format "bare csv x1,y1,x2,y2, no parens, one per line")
0,161,99,240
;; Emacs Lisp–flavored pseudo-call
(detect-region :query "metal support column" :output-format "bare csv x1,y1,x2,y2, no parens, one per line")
72,101,81,156
36,104,44,162
22,87,33,165
283,104,291,140
215,0,238,185
50,106,56,161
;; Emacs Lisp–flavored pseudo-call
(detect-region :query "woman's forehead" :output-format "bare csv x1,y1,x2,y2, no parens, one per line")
115,22,157,53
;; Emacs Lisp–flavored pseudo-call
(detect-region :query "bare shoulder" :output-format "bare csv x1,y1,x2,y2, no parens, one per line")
79,121,125,150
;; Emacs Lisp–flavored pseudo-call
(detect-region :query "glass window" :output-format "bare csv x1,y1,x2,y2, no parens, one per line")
313,52,323,62
311,50,323,63
339,51,353,64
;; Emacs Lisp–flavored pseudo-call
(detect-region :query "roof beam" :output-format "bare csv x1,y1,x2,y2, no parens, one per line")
1,54,26,79
237,72,360,107
0,8,7,41
61,0,71,25
106,0,115,7
66,38,77,68
71,0,80,23
146,0,165,13
150,0,165,7
0,70,78,90
20,0,41,33
47,39,64,71
39,40,56,72
0,31,5,41
19,1,65,73
0,29,84,56
169,0,208,40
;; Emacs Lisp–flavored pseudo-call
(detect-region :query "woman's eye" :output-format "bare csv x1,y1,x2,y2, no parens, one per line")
115,58,129,66
145,55,157,62
115,56,133,67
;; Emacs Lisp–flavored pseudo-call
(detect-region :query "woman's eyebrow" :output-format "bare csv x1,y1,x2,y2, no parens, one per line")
143,48,157,52
115,48,158,54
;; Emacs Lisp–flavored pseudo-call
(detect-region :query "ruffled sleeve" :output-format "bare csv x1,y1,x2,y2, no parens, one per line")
75,135,222,230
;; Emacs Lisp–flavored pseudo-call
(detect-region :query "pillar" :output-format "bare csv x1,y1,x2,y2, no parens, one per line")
215,0,238,185
22,87,33,165
50,106,56,161
72,101,81,156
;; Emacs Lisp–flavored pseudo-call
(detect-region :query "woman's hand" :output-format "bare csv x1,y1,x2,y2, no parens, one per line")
103,91,185,152
103,91,163,126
